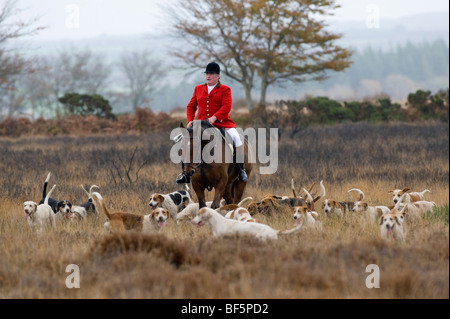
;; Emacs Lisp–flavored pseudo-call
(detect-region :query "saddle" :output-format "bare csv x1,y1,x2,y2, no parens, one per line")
171,121,234,154
215,127,234,155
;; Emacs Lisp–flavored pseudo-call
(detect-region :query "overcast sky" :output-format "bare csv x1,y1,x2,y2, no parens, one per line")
9,0,450,40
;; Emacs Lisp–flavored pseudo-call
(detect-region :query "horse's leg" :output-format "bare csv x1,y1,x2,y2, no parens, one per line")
222,184,233,205
192,178,207,208
211,179,227,209
231,180,247,204
196,189,207,208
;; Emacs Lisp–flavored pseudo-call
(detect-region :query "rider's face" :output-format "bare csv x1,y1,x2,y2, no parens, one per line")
205,73,219,86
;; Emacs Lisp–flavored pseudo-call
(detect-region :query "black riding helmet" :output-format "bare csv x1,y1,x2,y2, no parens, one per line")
204,62,220,74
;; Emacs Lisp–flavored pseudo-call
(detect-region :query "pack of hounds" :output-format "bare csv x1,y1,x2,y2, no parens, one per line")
23,172,435,241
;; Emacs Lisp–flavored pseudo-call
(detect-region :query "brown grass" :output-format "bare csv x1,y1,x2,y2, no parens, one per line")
0,122,448,299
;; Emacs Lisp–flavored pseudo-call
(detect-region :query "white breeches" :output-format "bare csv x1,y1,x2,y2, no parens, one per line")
226,128,243,148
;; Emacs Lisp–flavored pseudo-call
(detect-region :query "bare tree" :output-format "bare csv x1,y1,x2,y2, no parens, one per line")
0,0,45,117
21,56,54,118
119,50,164,109
50,49,111,97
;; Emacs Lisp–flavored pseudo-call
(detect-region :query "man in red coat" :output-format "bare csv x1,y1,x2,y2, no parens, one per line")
176,62,248,184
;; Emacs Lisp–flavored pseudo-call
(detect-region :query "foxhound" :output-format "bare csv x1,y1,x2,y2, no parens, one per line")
70,185,100,221
348,188,390,223
389,188,431,205
403,200,436,218
257,180,326,216
293,206,322,230
292,188,322,230
93,192,169,233
380,197,407,242
39,172,72,215
222,205,257,223
148,185,193,218
191,207,303,241
321,199,354,218
24,184,57,234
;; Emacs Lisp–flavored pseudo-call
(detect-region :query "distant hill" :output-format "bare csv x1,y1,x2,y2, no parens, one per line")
330,11,449,51
15,11,450,112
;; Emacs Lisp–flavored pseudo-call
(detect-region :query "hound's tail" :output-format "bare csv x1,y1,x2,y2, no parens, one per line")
44,184,56,206
291,179,297,198
279,224,303,236
185,184,192,197
237,196,254,208
303,188,314,204
421,189,431,196
92,192,111,220
316,180,326,201
81,185,100,198
42,172,51,200
348,188,365,201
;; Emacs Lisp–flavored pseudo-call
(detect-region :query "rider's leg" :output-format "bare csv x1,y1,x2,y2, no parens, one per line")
226,128,248,182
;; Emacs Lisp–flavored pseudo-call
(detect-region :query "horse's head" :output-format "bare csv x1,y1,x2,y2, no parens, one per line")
180,120,214,177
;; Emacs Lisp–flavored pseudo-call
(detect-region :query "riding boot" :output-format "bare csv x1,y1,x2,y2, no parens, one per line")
237,162,248,182
175,163,191,184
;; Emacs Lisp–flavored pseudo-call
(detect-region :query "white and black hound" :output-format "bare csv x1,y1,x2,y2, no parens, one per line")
70,185,100,220
148,185,193,218
39,172,73,218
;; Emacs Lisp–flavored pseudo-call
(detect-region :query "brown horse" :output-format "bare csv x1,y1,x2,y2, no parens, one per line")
179,120,252,209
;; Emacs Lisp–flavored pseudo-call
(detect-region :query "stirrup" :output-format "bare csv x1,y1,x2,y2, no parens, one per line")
176,173,190,184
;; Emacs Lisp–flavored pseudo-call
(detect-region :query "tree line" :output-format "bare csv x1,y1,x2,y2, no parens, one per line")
0,88,447,138
248,89,449,139
0,0,448,121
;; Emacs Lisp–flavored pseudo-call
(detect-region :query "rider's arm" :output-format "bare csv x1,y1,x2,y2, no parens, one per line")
213,86,232,123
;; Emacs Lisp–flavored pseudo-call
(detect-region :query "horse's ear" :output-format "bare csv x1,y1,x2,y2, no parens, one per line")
179,122,185,128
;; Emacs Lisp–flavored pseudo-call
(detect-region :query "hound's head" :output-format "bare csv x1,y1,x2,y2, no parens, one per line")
389,188,410,204
69,206,87,221
151,207,170,228
148,193,164,209
191,207,213,227
352,201,368,214
293,206,308,226
247,202,260,216
380,211,405,237
23,201,37,219
57,200,73,219
258,196,280,215
293,205,320,226
322,199,344,215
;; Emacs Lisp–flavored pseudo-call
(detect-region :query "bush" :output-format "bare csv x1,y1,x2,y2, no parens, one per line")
58,93,116,119
423,205,449,225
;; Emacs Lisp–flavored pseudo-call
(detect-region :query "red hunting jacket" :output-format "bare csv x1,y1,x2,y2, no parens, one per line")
186,82,236,129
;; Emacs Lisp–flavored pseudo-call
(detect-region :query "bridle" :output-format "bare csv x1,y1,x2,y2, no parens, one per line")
181,135,203,176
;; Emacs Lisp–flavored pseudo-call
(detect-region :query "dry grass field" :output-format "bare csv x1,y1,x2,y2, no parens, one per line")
0,121,448,299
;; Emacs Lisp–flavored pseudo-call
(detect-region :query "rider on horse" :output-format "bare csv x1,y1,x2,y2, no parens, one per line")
176,62,248,184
